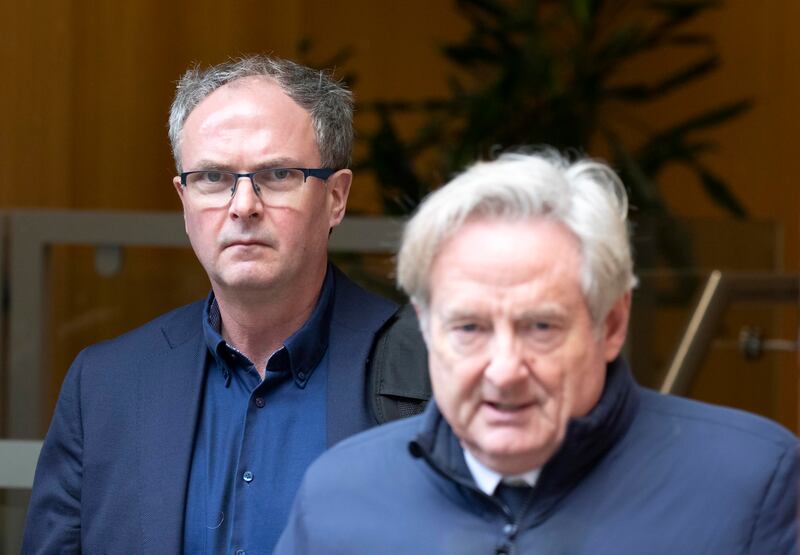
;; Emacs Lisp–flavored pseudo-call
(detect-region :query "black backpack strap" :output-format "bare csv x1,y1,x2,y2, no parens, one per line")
368,303,432,424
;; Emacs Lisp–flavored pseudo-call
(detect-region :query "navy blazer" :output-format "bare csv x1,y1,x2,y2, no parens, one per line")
22,267,396,554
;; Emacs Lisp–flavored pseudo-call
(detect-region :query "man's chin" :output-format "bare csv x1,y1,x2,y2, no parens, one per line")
468,428,563,473
214,270,282,294
222,243,276,262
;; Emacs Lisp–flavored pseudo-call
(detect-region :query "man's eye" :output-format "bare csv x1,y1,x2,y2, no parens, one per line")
519,321,563,350
268,169,292,180
446,322,490,354
204,171,225,183
520,321,553,333
451,322,488,339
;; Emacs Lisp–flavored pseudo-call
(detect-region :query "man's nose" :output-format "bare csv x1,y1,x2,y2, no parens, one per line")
229,177,263,219
483,331,528,387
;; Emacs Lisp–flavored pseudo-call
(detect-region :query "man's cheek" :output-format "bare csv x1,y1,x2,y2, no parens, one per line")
555,376,576,422
431,341,461,372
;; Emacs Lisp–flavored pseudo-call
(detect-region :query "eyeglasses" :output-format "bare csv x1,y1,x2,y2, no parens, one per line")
179,167,335,208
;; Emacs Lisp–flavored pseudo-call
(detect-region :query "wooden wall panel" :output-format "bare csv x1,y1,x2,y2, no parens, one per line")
0,1,75,208
0,1,796,431
650,2,799,429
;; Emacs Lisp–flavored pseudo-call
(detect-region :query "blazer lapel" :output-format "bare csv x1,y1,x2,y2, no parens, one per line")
135,305,207,553
326,326,377,446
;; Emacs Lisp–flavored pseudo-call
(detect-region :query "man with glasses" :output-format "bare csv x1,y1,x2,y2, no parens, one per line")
23,55,412,553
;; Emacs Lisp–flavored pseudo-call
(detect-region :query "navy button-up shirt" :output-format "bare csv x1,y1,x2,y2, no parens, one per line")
183,269,335,554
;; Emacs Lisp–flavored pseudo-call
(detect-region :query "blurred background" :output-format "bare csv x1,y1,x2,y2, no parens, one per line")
1,0,798,549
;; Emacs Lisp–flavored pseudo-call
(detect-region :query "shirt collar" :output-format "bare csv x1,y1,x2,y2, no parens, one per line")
462,448,540,495
201,265,336,388
201,295,227,365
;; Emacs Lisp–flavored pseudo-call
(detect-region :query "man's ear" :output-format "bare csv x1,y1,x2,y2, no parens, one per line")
327,169,352,228
411,299,431,347
173,176,188,233
603,291,631,362
173,175,186,204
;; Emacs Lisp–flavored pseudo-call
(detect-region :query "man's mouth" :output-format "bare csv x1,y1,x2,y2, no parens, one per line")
486,400,536,412
230,240,263,246
225,239,270,248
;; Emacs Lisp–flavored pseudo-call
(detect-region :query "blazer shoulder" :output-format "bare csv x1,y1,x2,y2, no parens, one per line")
331,412,423,454
330,266,398,331
637,387,797,451
306,413,422,484
79,299,205,362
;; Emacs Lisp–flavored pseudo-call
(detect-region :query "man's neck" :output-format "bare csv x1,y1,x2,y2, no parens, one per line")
212,270,327,376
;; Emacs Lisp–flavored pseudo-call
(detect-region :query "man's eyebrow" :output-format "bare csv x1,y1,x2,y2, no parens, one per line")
188,159,236,171
256,157,301,168
439,308,486,322
515,306,568,322
187,157,303,171
439,306,569,323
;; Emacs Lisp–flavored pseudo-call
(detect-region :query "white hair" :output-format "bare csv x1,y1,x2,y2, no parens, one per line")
397,149,637,324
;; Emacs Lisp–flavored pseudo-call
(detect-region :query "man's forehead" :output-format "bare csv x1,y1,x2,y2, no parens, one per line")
429,228,583,295
434,218,581,268
433,294,571,321
185,76,300,127
427,224,587,324
178,74,318,167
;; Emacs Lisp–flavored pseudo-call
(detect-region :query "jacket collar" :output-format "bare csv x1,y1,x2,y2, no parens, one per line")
409,357,640,519
534,357,640,510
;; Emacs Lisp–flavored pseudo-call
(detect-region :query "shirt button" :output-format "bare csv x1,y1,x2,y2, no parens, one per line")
297,371,306,380
503,523,517,536
235,550,246,555
254,397,265,408
242,471,254,483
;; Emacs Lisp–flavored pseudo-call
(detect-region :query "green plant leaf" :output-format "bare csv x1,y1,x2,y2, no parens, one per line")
348,0,751,267
653,99,752,139
605,54,720,101
690,162,747,217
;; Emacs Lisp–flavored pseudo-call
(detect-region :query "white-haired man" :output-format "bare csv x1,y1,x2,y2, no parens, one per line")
275,151,798,554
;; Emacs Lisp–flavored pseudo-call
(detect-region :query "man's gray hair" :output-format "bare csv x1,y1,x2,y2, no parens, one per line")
168,55,353,172
397,150,637,324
